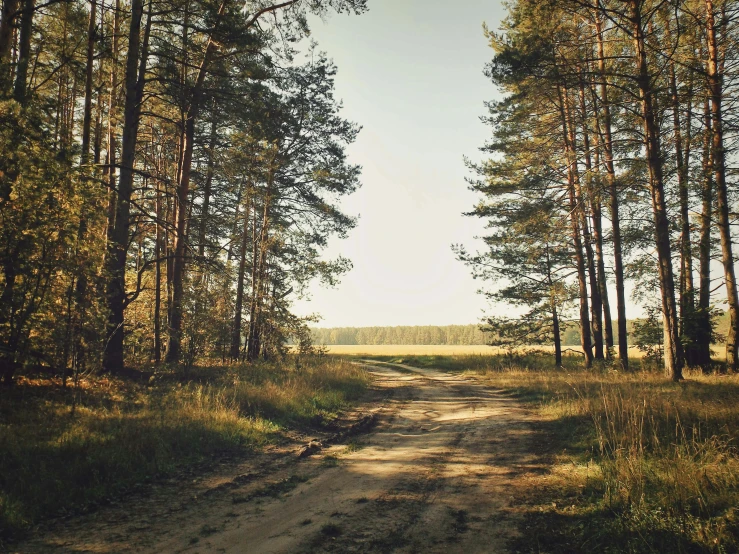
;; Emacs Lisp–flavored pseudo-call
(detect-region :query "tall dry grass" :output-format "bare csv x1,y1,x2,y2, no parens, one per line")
579,373,739,549
0,356,368,542
486,365,739,552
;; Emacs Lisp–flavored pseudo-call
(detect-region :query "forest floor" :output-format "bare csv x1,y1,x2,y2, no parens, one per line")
14,361,542,554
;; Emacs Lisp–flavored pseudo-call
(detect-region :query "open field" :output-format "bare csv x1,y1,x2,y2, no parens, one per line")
321,343,646,357
322,343,728,362
322,344,500,356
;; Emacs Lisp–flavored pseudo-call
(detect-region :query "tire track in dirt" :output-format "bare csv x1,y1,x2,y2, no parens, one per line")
16,362,543,553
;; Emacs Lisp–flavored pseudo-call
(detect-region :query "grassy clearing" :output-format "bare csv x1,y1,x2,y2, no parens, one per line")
363,353,739,553
0,356,368,542
319,343,656,358
320,344,502,356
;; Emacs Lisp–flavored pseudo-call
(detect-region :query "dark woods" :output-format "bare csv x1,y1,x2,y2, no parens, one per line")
0,0,366,384
459,0,739,379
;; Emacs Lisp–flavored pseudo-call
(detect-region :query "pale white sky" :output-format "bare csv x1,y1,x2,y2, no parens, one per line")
293,0,507,327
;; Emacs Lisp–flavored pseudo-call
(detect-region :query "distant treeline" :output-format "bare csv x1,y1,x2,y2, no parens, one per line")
311,325,491,346
311,317,732,347
312,324,587,346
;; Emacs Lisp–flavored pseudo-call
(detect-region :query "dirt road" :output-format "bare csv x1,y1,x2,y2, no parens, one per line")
19,362,542,553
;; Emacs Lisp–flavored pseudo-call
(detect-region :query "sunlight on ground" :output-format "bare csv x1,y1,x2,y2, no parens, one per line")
322,344,728,360
322,345,496,355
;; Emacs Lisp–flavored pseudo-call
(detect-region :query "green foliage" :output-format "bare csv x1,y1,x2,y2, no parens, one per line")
0,99,107,379
632,306,664,367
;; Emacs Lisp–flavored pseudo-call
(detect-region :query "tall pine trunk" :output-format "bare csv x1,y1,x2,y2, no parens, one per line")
198,115,217,258
12,0,32,104
575,77,605,360
595,14,628,369
629,0,683,380
696,97,713,368
705,0,738,371
669,58,698,365
230,190,251,360
103,0,150,372
166,1,226,363
558,84,593,367
0,0,19,93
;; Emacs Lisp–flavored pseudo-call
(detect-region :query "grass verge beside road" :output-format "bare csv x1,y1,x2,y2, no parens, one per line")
360,352,739,553
0,356,368,543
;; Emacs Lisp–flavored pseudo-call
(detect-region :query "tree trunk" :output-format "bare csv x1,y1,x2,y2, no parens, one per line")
558,84,593,367
165,114,194,363
227,182,244,262
696,97,713,368
547,246,562,367
705,0,738,371
669,56,698,365
629,0,683,380
198,115,217,258
595,14,628,369
80,0,97,162
103,0,150,372
0,0,19,94
246,209,259,359
165,1,226,363
588,119,614,354
248,179,273,362
105,0,121,247
11,0,31,104
230,190,251,360
154,174,162,364
574,78,604,360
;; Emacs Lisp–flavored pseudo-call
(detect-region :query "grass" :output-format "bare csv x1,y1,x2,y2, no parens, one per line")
319,343,655,358
320,344,504,356
362,352,739,553
0,356,368,543
358,349,586,375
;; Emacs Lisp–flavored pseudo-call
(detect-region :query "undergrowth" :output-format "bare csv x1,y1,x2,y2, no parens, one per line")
0,356,368,543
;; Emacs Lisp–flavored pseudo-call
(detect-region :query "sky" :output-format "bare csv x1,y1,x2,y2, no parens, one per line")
292,0,508,328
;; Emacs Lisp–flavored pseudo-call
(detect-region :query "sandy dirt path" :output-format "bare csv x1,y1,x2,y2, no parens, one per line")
17,362,542,553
